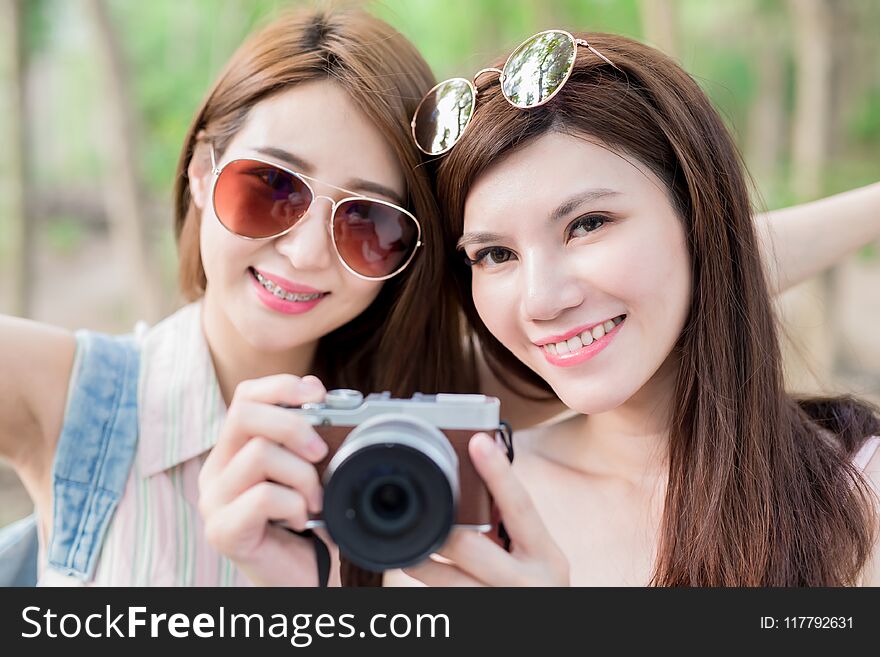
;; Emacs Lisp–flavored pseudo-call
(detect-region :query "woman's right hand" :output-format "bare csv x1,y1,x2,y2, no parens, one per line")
198,374,336,586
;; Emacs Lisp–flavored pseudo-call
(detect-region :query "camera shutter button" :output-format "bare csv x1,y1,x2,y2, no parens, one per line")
325,389,364,409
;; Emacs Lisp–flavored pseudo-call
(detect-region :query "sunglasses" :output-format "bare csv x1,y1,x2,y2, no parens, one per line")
208,146,423,281
411,29,616,156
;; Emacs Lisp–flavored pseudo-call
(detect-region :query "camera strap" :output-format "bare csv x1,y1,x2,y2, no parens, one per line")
498,421,514,462
496,421,515,552
289,529,331,587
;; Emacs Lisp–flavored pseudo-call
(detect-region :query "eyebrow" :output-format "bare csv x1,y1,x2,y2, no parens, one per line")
256,146,313,172
255,146,405,205
456,187,622,250
549,188,621,223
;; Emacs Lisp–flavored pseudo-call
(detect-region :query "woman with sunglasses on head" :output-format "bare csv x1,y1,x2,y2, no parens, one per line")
396,30,880,586
0,13,877,588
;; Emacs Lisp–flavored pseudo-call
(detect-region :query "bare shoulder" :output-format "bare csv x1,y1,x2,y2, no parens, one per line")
858,447,880,586
0,315,76,476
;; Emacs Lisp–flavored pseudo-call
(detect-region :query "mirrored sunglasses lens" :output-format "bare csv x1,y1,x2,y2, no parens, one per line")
214,160,312,238
501,31,576,108
334,200,418,278
413,78,475,155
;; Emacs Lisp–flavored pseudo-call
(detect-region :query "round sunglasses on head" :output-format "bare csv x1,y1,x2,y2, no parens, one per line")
411,29,617,156
208,146,422,281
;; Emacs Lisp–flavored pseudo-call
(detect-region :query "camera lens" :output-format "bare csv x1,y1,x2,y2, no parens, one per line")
321,414,459,571
359,473,420,536
374,483,403,516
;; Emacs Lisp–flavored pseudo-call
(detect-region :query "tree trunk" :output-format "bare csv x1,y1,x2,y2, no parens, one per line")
0,0,32,317
780,0,839,392
83,0,161,323
789,0,833,202
639,0,679,60
745,8,786,186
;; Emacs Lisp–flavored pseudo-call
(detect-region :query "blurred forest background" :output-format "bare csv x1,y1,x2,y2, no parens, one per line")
1,0,879,523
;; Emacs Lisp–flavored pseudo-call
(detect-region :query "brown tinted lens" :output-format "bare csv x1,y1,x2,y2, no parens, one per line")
413,78,475,155
333,199,418,278
213,159,312,238
501,31,576,108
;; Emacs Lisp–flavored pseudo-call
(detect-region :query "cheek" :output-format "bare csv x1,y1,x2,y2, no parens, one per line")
603,220,690,311
324,269,386,319
609,223,692,360
472,274,520,345
342,278,383,307
199,208,254,285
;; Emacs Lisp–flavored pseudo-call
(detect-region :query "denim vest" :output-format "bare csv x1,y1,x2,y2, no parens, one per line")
0,331,140,586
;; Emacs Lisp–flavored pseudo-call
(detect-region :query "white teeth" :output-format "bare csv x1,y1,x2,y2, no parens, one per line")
542,315,625,356
252,270,323,302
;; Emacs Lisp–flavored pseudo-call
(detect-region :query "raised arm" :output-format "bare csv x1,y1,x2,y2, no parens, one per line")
756,182,880,296
0,316,75,495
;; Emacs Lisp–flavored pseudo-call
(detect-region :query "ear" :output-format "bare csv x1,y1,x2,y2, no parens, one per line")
188,140,214,210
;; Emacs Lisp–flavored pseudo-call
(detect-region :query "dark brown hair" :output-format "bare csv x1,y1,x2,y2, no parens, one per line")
173,7,478,584
437,33,879,585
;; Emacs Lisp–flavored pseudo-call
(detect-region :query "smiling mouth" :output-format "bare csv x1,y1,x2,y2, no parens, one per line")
540,315,626,356
249,267,327,302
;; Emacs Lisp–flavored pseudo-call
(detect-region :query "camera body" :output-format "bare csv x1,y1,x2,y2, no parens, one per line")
288,389,507,572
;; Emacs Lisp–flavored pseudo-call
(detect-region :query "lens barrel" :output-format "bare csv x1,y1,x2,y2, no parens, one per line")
321,414,459,571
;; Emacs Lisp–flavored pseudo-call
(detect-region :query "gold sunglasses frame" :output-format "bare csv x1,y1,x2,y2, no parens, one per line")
411,29,616,156
208,145,423,282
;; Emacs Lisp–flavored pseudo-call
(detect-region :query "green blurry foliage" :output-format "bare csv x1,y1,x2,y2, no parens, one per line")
12,0,880,223
848,89,880,148
104,0,288,192
43,216,87,256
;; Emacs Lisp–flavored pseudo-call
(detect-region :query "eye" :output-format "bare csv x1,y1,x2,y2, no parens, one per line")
342,202,369,222
251,167,294,193
568,214,610,240
463,246,516,268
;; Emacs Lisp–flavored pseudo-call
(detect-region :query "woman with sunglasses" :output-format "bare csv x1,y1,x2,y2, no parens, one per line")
0,7,486,587
396,30,880,586
0,13,877,588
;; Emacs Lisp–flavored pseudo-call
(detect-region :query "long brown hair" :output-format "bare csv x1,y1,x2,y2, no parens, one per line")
437,33,879,585
173,7,478,584
174,6,478,395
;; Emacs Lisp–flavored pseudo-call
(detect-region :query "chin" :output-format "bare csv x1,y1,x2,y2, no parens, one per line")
235,314,313,352
559,392,629,416
545,375,638,416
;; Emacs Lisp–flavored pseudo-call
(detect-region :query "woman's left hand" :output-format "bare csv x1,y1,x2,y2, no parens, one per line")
402,432,570,587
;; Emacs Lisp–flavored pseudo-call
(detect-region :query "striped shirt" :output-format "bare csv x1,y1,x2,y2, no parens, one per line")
40,302,249,586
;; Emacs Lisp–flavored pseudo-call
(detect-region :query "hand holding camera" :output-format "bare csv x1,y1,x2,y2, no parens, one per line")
402,433,571,587
200,380,519,583
198,374,337,586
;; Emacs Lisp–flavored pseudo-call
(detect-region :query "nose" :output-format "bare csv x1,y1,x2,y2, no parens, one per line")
273,195,335,270
521,250,584,322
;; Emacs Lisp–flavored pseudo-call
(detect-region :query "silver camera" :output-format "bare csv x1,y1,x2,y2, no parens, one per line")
289,389,509,572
